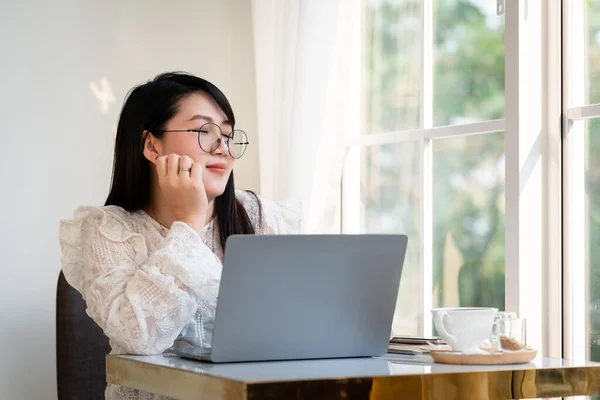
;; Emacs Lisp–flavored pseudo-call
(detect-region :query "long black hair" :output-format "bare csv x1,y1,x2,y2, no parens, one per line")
105,72,257,250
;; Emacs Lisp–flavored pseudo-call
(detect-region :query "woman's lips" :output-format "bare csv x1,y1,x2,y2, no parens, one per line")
206,165,226,173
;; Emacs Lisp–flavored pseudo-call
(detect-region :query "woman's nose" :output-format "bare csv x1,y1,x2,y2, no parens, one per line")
214,136,229,155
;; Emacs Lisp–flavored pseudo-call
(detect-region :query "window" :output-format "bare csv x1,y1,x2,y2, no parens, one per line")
564,0,600,364
432,133,505,311
346,0,506,336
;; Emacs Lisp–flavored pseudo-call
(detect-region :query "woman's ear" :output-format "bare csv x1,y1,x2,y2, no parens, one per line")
142,131,162,163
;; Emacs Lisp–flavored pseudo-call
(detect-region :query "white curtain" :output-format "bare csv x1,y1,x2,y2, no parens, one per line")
251,0,360,233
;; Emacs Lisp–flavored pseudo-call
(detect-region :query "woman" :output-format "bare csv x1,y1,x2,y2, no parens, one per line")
59,72,298,400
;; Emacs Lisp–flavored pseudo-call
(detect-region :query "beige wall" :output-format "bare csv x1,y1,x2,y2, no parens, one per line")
0,1,258,398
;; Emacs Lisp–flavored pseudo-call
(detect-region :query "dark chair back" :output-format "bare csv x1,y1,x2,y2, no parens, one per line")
56,271,110,400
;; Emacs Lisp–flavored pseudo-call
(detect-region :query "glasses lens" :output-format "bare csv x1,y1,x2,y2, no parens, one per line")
229,130,248,159
198,123,222,153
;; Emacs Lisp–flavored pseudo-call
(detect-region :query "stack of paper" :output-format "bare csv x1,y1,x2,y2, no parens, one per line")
388,336,447,355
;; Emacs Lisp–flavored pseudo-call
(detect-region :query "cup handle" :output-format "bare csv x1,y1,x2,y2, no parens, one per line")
434,311,457,348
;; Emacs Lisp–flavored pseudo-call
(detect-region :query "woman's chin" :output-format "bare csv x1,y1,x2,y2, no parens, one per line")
205,184,228,200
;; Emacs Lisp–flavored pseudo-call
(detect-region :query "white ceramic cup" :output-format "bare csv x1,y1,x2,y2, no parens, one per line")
431,307,498,353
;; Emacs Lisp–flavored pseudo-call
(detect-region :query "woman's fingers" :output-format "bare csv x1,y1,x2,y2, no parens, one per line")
190,161,203,183
156,155,168,178
166,154,180,178
178,155,194,177
153,153,208,232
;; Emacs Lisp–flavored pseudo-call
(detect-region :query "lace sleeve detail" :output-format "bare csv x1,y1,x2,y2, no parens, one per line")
235,190,302,234
59,206,222,355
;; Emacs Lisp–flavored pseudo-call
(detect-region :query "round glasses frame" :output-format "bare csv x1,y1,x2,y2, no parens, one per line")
158,122,249,159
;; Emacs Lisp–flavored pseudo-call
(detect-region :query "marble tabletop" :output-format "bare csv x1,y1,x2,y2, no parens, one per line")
106,353,600,399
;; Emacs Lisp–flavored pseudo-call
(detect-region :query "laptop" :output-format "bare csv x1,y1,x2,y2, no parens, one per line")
170,234,407,363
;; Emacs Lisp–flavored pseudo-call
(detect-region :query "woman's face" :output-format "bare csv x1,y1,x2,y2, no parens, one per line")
154,91,235,200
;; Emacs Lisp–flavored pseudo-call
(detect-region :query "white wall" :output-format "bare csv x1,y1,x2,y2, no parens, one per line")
0,1,258,398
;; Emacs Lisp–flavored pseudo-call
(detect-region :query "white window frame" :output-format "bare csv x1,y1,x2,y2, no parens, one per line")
562,0,598,362
504,0,562,358
343,0,563,356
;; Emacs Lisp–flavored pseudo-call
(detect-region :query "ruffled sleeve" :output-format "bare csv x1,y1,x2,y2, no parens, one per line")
235,190,302,234
260,197,302,234
59,206,222,355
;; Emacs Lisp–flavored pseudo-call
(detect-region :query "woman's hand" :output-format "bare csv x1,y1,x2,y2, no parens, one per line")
155,154,208,231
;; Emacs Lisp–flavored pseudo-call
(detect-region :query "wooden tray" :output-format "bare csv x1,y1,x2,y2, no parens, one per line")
430,349,537,365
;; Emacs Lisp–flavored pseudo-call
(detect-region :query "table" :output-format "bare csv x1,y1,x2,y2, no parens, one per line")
106,353,600,399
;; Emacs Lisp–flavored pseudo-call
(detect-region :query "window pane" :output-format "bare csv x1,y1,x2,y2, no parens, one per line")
362,0,421,133
585,1,600,105
361,142,421,335
587,119,600,364
433,0,504,126
432,132,505,309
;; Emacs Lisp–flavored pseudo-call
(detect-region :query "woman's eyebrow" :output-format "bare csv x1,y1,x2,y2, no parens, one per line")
188,114,231,125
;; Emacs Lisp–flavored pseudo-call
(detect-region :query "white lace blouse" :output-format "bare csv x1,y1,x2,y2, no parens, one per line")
59,190,300,400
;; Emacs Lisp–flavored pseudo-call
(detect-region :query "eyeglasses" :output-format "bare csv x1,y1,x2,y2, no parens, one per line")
159,122,249,159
